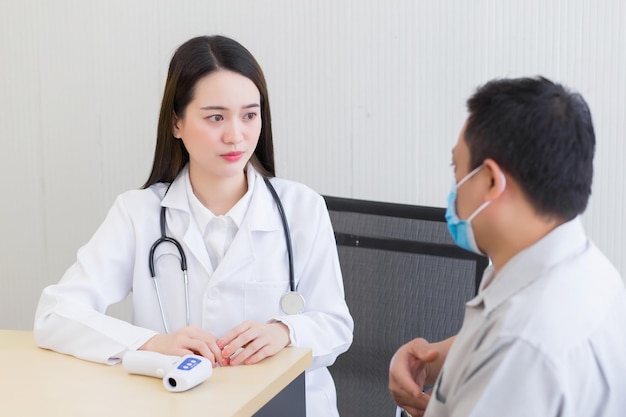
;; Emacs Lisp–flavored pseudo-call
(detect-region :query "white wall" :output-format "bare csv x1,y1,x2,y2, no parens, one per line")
1,0,624,330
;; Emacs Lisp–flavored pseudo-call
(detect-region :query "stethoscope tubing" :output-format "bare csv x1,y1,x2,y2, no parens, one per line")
149,204,191,334
262,176,296,294
148,176,296,333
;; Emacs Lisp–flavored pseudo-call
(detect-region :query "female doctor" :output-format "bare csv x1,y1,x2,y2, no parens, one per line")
34,35,353,417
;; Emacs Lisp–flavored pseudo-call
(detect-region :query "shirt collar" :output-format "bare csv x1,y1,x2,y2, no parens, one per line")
185,164,256,232
469,217,589,314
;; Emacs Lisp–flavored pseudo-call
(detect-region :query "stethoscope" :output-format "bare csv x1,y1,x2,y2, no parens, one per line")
148,176,305,334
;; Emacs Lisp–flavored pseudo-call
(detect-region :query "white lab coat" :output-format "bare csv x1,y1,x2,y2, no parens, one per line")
34,165,354,417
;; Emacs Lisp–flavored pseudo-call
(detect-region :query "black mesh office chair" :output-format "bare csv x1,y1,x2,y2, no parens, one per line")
324,196,489,417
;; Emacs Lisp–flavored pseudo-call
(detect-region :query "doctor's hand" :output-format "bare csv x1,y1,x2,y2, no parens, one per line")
389,337,450,417
139,325,227,367
217,320,290,366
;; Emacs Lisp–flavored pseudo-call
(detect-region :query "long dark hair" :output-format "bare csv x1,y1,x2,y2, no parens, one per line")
143,35,274,188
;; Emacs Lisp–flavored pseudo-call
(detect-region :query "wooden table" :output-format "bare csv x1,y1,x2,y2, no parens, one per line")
0,329,311,417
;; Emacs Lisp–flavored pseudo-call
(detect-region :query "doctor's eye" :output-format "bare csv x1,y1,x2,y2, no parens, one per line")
207,114,224,122
243,112,258,120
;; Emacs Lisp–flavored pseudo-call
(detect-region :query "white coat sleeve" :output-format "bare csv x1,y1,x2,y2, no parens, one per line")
33,194,158,364
273,195,354,371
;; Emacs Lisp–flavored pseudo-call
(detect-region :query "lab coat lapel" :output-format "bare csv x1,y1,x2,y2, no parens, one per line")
211,171,282,282
161,167,214,276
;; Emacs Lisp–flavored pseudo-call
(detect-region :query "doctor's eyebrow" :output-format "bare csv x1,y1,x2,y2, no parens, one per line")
200,103,260,111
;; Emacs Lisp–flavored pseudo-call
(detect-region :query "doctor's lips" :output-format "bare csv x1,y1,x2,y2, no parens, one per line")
221,151,244,162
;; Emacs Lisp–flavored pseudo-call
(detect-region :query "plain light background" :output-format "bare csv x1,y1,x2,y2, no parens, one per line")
1,0,625,330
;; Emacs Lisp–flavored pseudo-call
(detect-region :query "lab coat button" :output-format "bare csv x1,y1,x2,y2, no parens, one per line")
207,289,219,299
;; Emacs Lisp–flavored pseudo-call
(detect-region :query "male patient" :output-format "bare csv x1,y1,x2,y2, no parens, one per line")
389,76,626,416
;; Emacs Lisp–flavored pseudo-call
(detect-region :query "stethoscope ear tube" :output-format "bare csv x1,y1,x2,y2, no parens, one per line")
150,207,188,277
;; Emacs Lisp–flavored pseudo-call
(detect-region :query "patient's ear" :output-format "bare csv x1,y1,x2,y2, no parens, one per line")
483,158,507,200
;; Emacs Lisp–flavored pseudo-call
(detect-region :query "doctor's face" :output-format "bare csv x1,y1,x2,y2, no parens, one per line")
173,70,262,182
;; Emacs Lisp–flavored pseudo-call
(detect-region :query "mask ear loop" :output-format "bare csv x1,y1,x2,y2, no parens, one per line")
465,169,507,223
456,165,483,188
499,172,507,191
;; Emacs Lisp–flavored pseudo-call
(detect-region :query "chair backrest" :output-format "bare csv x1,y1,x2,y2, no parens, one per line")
324,195,489,417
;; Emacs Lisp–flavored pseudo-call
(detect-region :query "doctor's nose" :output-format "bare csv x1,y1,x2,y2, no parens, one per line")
223,121,244,145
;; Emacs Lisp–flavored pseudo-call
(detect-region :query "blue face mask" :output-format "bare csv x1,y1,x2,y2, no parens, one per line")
445,165,500,255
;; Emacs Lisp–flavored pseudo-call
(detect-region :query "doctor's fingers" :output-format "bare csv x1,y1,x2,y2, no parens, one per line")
230,341,277,366
140,333,216,366
186,339,235,367
224,323,290,366
216,320,255,350
227,335,282,366
169,327,225,366
186,334,228,367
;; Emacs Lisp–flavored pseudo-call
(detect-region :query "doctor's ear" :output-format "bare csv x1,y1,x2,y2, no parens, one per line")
483,159,507,200
172,112,181,139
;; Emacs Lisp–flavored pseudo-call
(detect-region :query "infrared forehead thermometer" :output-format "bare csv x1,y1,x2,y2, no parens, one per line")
122,350,213,392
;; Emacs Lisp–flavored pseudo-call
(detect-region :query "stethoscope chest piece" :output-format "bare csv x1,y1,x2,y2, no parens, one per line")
280,291,305,315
